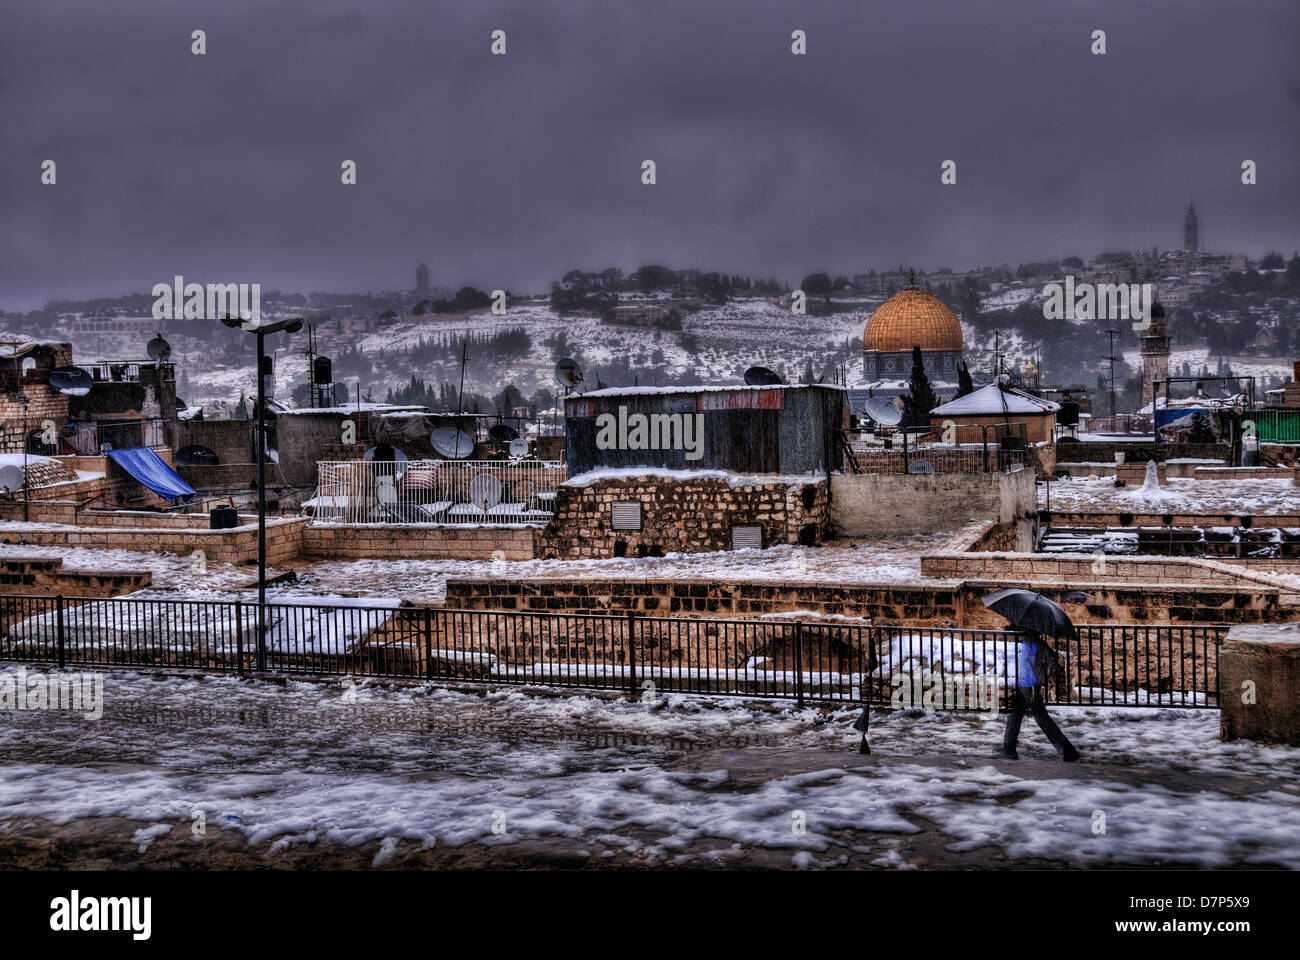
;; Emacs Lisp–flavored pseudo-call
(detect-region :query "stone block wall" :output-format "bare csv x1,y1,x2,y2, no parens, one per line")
0,556,152,597
302,524,537,561
831,467,1035,536
1043,510,1300,529
541,474,829,559
443,577,1286,627
0,516,307,565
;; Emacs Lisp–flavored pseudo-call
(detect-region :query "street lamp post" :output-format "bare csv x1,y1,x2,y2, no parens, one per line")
222,315,302,672
18,396,30,522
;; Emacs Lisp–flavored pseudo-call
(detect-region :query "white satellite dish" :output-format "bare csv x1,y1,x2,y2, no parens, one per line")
554,358,584,390
863,397,903,427
468,473,502,511
431,428,474,459
508,438,529,459
0,464,24,493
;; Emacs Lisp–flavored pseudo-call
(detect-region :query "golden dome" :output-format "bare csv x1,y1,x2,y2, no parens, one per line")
863,286,963,353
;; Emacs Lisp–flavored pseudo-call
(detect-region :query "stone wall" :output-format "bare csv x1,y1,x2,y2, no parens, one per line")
1193,466,1294,481
302,524,537,561
0,556,152,597
0,388,70,446
445,578,960,622
830,467,1035,536
541,474,828,559
919,550,1288,592
166,419,252,464
1043,510,1300,529
0,516,307,565
442,577,1286,627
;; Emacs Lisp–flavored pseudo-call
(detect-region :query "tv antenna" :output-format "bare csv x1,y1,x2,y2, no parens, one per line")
1102,329,1121,419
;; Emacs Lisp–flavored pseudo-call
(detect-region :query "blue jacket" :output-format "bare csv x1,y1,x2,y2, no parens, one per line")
1013,632,1060,689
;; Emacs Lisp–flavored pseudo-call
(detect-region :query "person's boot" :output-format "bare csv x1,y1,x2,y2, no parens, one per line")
1062,745,1080,763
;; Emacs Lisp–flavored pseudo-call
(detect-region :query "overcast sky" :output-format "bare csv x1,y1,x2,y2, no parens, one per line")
2,0,1297,310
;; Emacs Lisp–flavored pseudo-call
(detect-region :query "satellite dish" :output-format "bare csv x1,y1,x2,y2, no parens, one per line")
364,444,408,477
468,473,502,510
175,444,220,466
743,366,783,386
0,464,24,494
508,438,529,459
907,459,935,474
147,333,172,362
48,366,94,396
863,397,903,427
554,358,584,390
488,423,519,443
431,428,474,459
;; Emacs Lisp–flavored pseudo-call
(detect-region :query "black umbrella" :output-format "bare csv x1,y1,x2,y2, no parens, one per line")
982,589,1078,640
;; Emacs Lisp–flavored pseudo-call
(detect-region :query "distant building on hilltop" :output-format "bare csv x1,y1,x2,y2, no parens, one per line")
1184,203,1198,253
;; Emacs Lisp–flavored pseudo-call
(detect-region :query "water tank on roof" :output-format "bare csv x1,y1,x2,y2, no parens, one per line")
209,505,239,530
313,356,333,385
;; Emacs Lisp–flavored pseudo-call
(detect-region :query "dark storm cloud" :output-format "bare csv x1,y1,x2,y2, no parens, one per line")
1,0,1297,309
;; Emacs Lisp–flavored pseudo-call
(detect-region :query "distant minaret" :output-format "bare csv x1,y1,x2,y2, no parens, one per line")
416,263,430,297
1141,300,1170,412
1183,203,1198,253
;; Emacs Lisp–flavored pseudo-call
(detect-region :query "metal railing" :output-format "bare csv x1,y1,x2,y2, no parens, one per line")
0,418,167,457
306,459,566,524
848,443,1030,473
81,360,175,383
0,594,1228,708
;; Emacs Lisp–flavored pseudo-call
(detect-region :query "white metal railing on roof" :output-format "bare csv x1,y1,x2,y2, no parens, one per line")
305,459,566,525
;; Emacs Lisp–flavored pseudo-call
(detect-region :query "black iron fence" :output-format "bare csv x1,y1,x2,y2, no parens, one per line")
0,594,1228,709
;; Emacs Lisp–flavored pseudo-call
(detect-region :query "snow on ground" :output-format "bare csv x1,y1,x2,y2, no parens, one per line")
179,298,867,408
0,542,254,596
292,536,947,605
1042,476,1300,515
1122,347,1295,387
0,532,944,606
2,667,1298,868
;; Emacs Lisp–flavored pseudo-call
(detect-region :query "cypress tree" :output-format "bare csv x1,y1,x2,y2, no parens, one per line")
956,360,975,398
902,345,939,427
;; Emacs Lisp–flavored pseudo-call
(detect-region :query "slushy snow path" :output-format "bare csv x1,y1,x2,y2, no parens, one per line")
1,667,1298,869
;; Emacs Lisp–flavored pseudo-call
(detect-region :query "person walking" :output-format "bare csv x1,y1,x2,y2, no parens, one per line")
1000,627,1080,762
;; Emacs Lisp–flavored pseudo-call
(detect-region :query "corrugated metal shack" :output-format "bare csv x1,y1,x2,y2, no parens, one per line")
564,383,847,475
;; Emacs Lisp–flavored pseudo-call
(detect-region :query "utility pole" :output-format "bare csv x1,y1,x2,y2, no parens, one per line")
1103,328,1120,419
991,329,1005,378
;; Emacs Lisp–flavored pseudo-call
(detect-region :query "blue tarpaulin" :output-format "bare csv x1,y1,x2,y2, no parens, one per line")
107,447,196,501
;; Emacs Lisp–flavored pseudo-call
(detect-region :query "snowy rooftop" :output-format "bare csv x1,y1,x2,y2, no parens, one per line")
574,382,845,399
1042,476,1300,515
563,467,822,488
278,403,430,416
931,383,1060,416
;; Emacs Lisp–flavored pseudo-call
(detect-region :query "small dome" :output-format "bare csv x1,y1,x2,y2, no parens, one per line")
864,285,963,353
